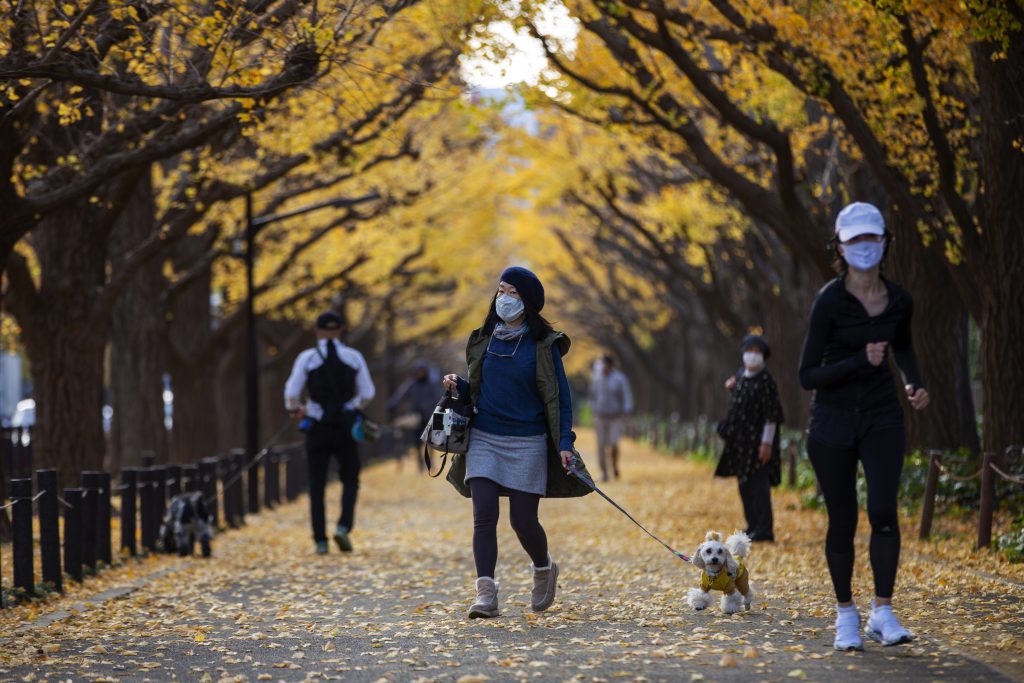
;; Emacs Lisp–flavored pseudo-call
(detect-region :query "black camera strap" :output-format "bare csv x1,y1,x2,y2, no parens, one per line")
423,442,448,478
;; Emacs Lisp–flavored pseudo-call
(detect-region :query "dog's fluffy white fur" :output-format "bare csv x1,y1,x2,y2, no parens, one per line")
687,530,754,614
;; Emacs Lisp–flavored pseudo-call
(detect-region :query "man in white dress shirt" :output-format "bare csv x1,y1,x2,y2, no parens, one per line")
285,311,375,554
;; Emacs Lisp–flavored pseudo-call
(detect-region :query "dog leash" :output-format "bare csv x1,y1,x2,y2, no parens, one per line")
567,460,691,563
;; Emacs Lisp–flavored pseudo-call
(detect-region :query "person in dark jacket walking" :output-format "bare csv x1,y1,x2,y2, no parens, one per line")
442,266,591,619
285,312,376,555
799,202,929,651
716,334,783,542
387,360,438,469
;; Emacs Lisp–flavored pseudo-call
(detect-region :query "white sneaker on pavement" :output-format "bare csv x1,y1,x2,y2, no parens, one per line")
865,600,913,646
834,603,864,651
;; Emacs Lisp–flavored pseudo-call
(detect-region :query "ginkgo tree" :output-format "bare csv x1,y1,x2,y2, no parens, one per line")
1,0,499,476
508,0,1020,451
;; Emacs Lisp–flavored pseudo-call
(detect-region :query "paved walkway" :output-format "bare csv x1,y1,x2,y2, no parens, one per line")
1,431,1022,682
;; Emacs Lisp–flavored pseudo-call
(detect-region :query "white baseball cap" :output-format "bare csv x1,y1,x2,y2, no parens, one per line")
835,202,885,243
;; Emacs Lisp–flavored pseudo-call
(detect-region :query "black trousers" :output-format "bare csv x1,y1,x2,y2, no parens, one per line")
470,477,548,578
807,407,905,603
306,420,361,543
738,465,773,540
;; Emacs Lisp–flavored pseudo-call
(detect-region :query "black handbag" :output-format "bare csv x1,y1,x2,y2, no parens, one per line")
420,389,473,477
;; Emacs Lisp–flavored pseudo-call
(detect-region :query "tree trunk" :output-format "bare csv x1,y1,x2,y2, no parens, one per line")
31,331,107,479
971,35,1024,454
168,235,222,462
108,171,168,469
888,213,979,453
21,204,108,481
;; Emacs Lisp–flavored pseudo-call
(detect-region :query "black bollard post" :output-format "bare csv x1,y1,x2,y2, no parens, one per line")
183,464,200,493
80,471,100,571
284,452,297,501
139,468,156,552
152,466,168,540
11,478,34,595
120,468,138,557
230,449,247,525
97,471,112,566
248,447,260,516
166,464,182,499
219,455,235,528
200,458,219,528
264,450,278,508
63,488,83,582
36,469,62,592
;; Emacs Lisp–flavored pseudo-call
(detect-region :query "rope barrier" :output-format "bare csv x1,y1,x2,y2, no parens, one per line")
0,488,48,510
56,494,75,510
935,458,984,482
989,462,1024,486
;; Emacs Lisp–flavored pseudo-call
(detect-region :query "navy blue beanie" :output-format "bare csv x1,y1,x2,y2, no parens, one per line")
740,334,770,359
500,266,545,312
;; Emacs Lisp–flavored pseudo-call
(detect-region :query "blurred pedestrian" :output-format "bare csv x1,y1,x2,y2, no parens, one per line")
284,311,375,555
799,202,929,651
588,354,634,481
386,360,438,469
715,334,782,543
442,266,591,619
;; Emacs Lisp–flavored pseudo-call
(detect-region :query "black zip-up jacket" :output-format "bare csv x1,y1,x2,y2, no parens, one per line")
799,276,923,413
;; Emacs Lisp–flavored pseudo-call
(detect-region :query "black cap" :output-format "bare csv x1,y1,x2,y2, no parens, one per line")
315,311,343,330
741,334,771,359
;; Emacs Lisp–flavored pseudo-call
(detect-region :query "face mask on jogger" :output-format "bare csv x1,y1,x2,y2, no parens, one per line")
841,241,884,272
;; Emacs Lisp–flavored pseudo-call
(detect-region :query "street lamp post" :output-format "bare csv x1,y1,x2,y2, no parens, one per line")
239,190,381,515
244,194,260,515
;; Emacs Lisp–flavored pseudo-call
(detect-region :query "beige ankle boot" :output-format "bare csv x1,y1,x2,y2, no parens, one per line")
468,577,499,618
531,558,559,612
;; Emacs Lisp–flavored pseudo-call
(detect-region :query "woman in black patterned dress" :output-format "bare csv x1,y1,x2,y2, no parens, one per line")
715,335,783,542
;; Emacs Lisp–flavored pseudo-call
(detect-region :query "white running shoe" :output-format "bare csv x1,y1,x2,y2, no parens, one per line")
865,601,913,646
834,604,864,651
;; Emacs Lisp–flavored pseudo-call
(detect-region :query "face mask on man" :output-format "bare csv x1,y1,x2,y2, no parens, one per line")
841,241,885,272
743,351,764,371
495,294,525,323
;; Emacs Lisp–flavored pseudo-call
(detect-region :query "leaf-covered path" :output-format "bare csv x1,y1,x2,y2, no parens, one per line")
2,432,1023,682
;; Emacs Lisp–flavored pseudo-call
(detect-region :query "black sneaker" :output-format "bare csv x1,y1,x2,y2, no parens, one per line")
333,525,353,552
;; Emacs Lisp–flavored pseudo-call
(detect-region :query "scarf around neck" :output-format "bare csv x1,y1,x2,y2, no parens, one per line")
492,321,528,341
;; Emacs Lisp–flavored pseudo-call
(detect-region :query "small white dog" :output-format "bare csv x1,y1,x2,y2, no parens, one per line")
687,530,753,614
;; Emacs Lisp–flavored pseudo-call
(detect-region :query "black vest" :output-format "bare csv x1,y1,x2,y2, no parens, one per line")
308,342,357,425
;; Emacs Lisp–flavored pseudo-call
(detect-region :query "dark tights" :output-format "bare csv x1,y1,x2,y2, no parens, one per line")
807,427,904,603
470,477,548,578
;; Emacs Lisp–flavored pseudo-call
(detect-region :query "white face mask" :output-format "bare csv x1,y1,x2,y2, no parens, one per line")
743,351,764,370
495,293,525,323
841,241,885,272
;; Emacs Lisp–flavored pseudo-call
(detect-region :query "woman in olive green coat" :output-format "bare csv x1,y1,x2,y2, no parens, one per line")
442,267,591,619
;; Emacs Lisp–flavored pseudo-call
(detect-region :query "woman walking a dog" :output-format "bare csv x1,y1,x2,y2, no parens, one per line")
442,266,591,619
799,202,929,651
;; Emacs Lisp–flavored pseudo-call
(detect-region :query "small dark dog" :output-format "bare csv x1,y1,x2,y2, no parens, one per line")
159,491,213,557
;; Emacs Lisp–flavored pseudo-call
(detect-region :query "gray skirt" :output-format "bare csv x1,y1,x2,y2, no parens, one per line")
464,428,548,495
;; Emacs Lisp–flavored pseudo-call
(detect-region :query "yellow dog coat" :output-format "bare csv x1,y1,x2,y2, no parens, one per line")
700,561,749,595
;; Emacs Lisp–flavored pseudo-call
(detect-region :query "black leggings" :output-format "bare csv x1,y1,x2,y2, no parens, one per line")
470,477,548,578
807,426,904,603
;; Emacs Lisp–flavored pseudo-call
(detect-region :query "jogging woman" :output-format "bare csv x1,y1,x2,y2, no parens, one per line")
442,266,591,619
799,202,930,651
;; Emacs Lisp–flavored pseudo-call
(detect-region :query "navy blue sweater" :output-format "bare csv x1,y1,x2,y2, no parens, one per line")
458,333,574,452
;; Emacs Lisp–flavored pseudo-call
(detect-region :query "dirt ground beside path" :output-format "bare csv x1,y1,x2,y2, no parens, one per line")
1,430,1022,682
